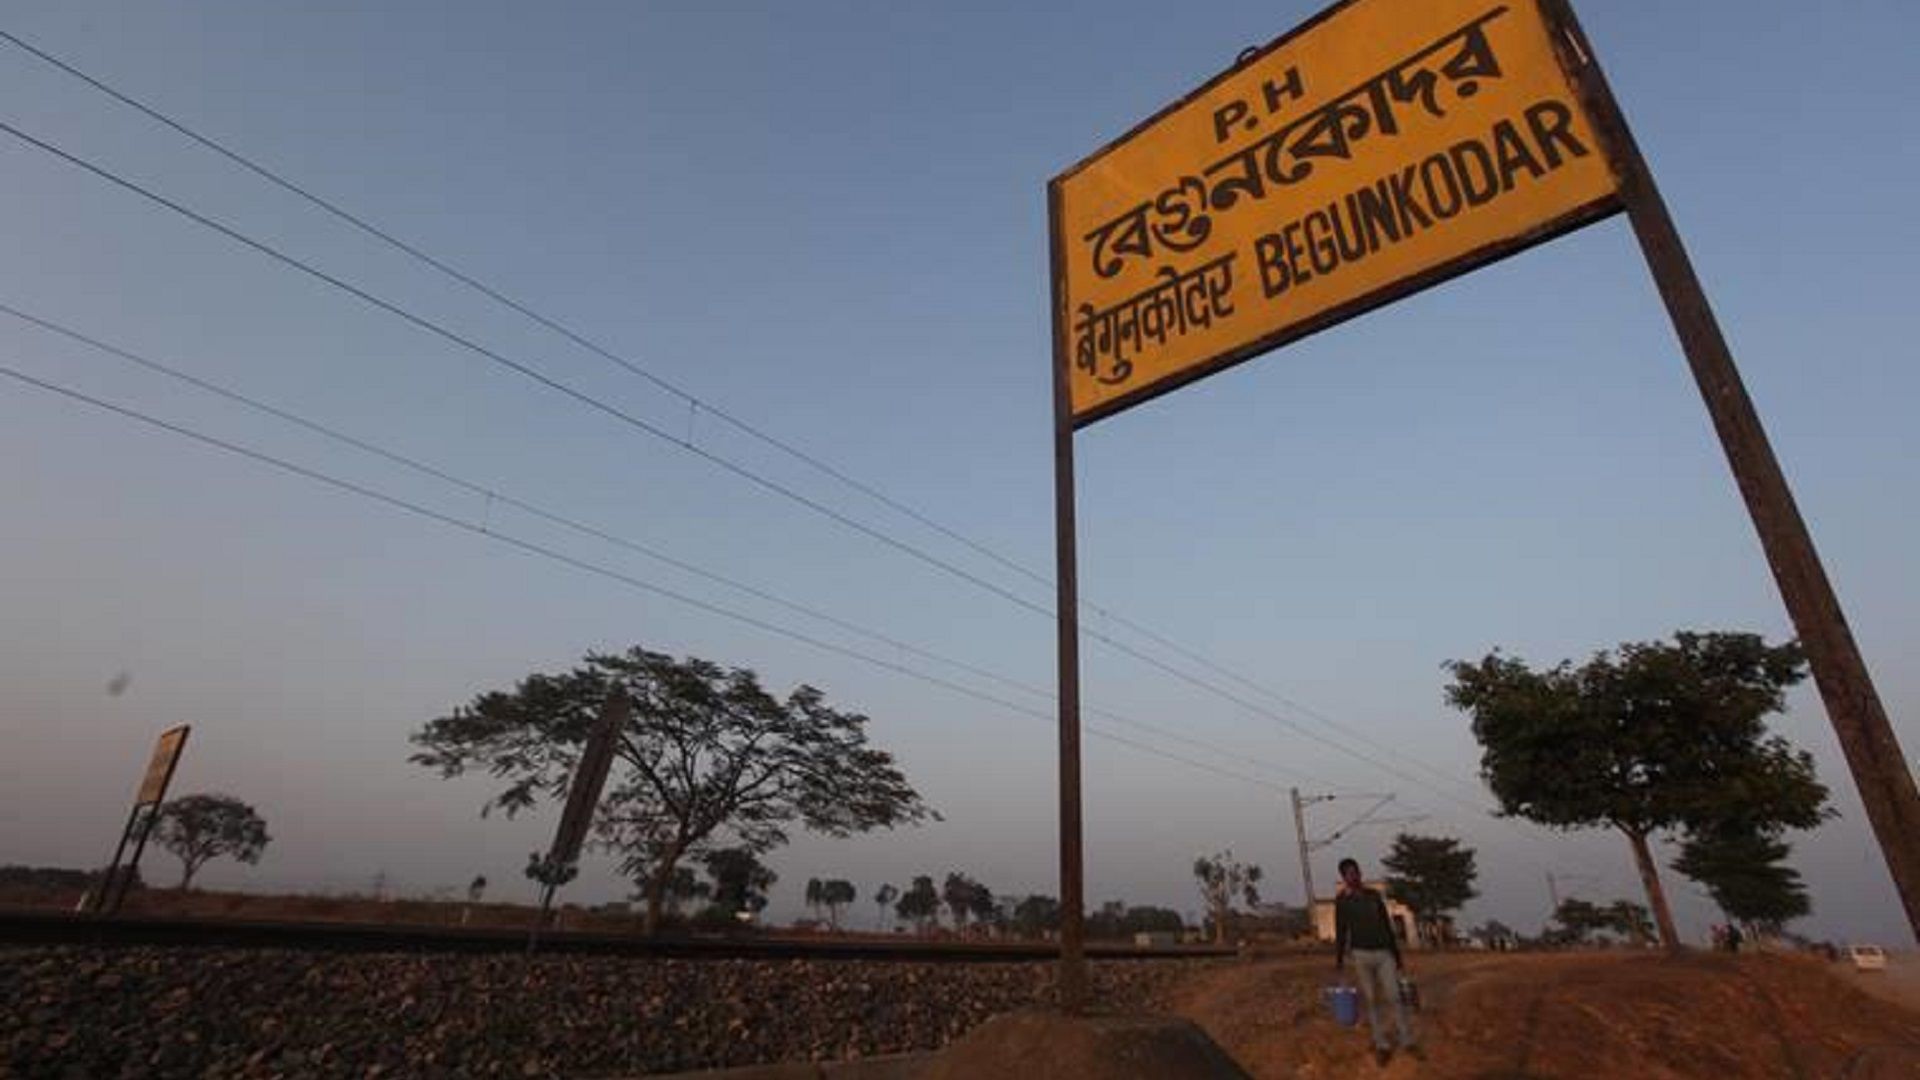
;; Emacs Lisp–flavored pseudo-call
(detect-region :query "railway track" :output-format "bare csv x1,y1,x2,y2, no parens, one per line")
0,909,1232,962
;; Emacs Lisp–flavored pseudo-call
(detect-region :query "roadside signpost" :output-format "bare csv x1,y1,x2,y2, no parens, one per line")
86,723,190,914
1047,0,1920,1005
527,692,627,951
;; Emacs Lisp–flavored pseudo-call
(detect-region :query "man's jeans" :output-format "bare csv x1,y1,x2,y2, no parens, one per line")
1350,948,1416,1050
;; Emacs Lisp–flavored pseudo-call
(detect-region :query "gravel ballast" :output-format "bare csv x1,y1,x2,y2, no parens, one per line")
2,946,1216,1078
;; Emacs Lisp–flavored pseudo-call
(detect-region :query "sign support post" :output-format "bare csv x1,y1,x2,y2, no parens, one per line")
1048,182,1089,1014
1541,0,1920,944
85,723,189,915
527,691,628,954
84,804,144,914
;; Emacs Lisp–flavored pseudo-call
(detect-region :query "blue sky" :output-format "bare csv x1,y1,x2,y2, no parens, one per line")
1,0,1916,943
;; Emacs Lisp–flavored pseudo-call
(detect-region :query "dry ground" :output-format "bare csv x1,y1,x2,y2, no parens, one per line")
1165,950,1920,1078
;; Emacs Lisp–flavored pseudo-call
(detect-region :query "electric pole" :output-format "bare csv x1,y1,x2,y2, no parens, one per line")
1290,787,1315,909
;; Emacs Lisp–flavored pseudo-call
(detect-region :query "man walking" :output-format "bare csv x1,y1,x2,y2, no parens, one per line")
1334,856,1419,1065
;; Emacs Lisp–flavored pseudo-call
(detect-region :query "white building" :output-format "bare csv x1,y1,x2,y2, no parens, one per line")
1309,880,1448,949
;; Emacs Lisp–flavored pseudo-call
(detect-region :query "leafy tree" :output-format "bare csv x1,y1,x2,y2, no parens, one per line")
805,877,826,922
1550,897,1610,943
703,846,775,917
1552,897,1653,944
967,885,1000,928
1446,632,1829,949
467,875,488,903
873,883,900,929
1603,900,1655,945
410,647,938,934
1087,902,1188,939
1673,825,1811,933
943,872,987,931
1381,833,1478,945
634,865,710,918
525,852,579,888
1011,894,1061,938
1470,919,1515,948
152,793,270,889
895,874,940,933
821,879,857,930
1193,850,1262,944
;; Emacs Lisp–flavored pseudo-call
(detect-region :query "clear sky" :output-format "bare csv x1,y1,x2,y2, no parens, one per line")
1,0,1915,944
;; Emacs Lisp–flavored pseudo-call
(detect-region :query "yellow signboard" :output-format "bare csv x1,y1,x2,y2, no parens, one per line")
135,724,189,805
1051,0,1622,425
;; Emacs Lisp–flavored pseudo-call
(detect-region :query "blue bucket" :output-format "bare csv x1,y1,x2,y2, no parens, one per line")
1323,985,1360,1027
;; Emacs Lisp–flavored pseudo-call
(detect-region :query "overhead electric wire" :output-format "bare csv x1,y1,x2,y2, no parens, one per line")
0,115,1468,808
0,33,1633,897
0,300,1320,787
0,358,1305,797
0,29,1499,809
0,25,1052,592
0,57,1600,871
0,117,1058,625
6,296,1603,887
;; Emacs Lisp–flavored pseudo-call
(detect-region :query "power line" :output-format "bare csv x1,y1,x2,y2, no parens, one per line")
0,115,1464,808
0,117,1059,624
1,304,1597,882
0,31,1624,893
0,77,1586,860
0,25,1051,594
0,30,1495,808
0,300,1319,787
0,358,1303,796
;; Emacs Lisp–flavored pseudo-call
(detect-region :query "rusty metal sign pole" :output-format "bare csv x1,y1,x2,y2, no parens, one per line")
527,692,629,955
83,805,144,915
1542,0,1920,943
109,804,161,913
1048,182,1090,1014
85,723,190,915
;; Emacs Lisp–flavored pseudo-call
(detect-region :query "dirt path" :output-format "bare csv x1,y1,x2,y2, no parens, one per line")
1163,951,1920,1079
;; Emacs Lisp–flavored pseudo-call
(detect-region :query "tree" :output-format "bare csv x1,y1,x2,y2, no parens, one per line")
634,865,710,918
410,647,938,935
1551,897,1653,945
821,879,857,930
1550,898,1610,943
525,852,578,888
1193,850,1262,944
873,883,900,930
943,872,986,931
151,794,270,889
896,874,941,933
805,878,826,923
1086,902,1187,939
1470,919,1515,949
1011,894,1061,939
703,847,775,918
1446,632,1830,950
467,875,488,903
966,883,1000,930
1381,833,1478,945
1603,900,1655,945
1673,825,1811,933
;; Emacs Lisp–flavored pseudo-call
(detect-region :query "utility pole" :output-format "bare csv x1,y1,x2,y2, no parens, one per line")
1290,788,1315,910
1290,790,1424,917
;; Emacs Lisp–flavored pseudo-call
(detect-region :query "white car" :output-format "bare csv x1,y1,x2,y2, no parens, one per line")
1850,945,1888,972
